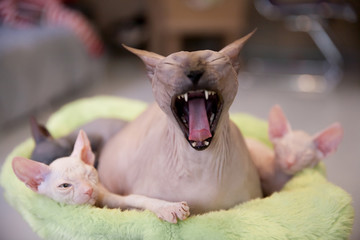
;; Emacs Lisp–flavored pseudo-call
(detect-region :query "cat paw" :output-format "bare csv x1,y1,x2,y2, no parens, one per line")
155,202,190,224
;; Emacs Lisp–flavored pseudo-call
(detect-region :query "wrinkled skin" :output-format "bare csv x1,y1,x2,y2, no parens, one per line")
12,131,190,223
98,31,262,214
246,105,343,196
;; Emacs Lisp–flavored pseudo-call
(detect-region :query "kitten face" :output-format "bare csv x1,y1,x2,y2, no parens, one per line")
268,105,343,176
12,130,100,205
38,157,99,205
274,131,318,175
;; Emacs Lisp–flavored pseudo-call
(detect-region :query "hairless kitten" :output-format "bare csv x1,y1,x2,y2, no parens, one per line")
12,130,190,224
246,105,343,196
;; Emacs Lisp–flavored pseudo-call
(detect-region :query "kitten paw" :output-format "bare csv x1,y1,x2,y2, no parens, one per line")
155,202,190,223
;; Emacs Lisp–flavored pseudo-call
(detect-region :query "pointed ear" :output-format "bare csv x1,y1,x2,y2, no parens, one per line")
29,117,53,144
219,29,256,72
313,123,343,158
123,44,165,81
268,105,292,142
12,156,51,192
71,130,95,166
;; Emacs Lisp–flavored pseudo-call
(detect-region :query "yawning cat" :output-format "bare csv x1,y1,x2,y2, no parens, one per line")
98,31,262,214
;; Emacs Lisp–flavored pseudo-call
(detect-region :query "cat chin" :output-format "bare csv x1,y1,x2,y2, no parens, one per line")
87,198,97,205
66,196,96,205
76,197,96,205
278,164,296,175
283,167,300,175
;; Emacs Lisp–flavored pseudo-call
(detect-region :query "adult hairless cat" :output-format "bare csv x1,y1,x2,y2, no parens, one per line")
98,31,262,214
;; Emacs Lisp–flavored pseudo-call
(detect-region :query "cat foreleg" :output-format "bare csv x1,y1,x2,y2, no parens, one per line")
97,185,190,223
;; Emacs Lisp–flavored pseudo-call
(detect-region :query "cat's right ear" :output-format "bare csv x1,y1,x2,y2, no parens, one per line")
313,123,343,158
268,105,292,142
219,29,256,73
71,130,95,166
29,117,53,144
12,157,51,192
122,44,165,81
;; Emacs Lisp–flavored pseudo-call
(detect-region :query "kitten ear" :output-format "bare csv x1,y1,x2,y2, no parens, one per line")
29,117,53,144
12,156,50,192
71,130,95,166
268,105,292,142
123,44,165,81
313,123,343,158
219,29,256,73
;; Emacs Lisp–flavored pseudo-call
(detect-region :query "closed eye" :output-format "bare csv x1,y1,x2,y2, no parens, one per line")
163,62,182,67
209,56,225,63
302,150,315,159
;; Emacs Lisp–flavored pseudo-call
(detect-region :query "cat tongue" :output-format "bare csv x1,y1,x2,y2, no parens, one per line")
188,98,212,142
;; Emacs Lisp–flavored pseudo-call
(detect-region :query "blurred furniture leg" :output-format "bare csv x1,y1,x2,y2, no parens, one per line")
255,0,357,92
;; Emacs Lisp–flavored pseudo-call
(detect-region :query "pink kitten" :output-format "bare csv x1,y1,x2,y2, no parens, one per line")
12,130,190,223
246,105,343,196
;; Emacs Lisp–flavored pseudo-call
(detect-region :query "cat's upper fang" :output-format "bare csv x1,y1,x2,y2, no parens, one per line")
176,90,216,100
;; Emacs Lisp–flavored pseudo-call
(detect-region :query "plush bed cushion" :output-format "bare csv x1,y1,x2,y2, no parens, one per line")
0,96,354,240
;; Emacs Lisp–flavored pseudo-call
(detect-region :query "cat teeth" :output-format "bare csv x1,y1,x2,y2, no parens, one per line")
177,90,216,101
208,90,215,95
191,141,210,147
177,93,188,102
210,113,215,123
203,90,216,99
181,116,187,124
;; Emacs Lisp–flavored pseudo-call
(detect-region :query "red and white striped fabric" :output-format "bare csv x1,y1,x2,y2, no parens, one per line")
45,1,103,56
0,0,42,28
0,0,104,57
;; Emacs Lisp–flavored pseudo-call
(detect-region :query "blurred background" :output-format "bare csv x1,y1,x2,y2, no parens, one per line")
0,0,359,239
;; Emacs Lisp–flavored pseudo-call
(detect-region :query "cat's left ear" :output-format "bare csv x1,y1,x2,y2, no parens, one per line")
123,44,165,81
12,156,51,192
219,29,256,73
268,105,292,142
29,117,53,144
71,130,95,166
313,123,343,158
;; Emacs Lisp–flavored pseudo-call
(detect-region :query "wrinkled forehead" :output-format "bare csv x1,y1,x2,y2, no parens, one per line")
283,131,312,146
162,50,226,67
50,157,86,173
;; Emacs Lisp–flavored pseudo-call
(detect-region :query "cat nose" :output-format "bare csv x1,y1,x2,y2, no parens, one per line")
84,187,93,196
187,70,204,85
286,159,295,168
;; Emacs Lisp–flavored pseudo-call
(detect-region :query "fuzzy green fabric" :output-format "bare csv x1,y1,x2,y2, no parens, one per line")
0,96,354,240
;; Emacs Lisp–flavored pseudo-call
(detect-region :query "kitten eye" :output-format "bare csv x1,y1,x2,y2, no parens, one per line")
58,183,72,189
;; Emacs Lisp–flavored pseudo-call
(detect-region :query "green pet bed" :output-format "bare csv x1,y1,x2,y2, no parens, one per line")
0,96,354,240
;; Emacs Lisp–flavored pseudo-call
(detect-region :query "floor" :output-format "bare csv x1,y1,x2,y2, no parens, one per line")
0,55,359,240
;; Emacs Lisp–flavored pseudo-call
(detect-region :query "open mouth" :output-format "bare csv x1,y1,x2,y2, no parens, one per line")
171,89,223,150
